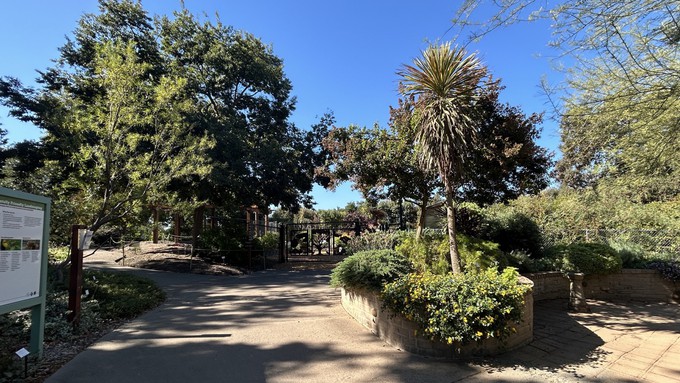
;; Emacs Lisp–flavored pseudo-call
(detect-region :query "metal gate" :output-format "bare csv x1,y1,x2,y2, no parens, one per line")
282,221,361,261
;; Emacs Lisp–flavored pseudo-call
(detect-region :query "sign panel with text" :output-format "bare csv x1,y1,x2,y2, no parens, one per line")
0,198,45,306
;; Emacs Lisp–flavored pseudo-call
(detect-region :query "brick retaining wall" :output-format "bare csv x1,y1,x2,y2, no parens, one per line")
340,277,534,359
340,270,676,358
584,269,677,302
525,270,678,302
524,272,571,301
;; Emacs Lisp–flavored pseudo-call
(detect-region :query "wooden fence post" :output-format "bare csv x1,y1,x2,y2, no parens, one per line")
68,224,87,328
152,207,159,243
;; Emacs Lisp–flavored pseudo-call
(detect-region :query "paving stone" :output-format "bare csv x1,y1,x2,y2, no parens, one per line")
646,365,680,381
618,352,657,365
602,340,640,353
595,369,640,382
643,371,680,383
607,359,647,378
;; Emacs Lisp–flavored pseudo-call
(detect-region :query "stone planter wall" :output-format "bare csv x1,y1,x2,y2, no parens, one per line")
524,272,571,301
583,269,677,302
340,278,534,359
524,269,678,303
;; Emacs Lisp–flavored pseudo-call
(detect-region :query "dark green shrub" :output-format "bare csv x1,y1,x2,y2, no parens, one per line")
505,250,538,273
483,211,544,258
197,227,245,252
545,242,622,275
455,202,486,238
647,260,680,282
382,268,530,345
330,249,412,290
253,232,279,250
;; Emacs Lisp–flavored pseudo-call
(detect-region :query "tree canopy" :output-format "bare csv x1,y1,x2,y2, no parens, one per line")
0,0,323,241
158,9,325,211
319,73,552,241
459,78,552,205
451,0,679,203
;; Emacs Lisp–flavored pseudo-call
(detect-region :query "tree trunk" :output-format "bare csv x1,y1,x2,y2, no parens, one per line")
398,198,404,230
415,195,429,242
445,187,462,274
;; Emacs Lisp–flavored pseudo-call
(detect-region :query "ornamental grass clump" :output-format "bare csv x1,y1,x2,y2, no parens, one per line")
381,268,530,345
345,231,407,255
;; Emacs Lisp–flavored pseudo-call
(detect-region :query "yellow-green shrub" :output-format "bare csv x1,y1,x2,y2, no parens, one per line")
382,268,529,345
396,231,507,274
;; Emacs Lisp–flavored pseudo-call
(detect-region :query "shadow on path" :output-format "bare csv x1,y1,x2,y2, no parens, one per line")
478,299,609,381
60,265,679,382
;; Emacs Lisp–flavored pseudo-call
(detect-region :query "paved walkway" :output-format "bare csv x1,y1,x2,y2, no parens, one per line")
47,263,680,383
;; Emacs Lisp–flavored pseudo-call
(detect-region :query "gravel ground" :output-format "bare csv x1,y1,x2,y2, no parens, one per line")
84,241,245,275
84,241,343,272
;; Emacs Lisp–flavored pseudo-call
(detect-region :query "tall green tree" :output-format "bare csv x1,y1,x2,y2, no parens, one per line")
318,109,439,238
61,40,212,233
158,10,322,212
554,1,680,202
2,0,326,240
0,0,177,240
399,42,486,274
460,78,553,205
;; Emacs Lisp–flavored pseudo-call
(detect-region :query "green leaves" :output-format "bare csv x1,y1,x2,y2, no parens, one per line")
399,42,487,273
1,1,319,240
399,43,485,183
400,42,483,100
330,249,413,291
158,10,312,211
547,1,680,202
382,268,529,345
545,243,623,275
63,38,214,233
450,1,678,204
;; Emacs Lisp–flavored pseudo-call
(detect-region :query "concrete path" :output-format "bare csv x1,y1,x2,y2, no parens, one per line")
46,264,680,383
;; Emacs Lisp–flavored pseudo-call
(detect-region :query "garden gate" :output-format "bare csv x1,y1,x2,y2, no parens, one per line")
282,221,361,261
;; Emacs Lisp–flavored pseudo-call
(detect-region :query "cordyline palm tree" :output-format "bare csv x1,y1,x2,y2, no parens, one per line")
398,42,485,274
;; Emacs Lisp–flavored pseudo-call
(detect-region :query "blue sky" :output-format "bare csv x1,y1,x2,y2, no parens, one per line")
0,0,562,210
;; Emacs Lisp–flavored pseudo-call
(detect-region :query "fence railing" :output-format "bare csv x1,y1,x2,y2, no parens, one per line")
543,229,679,258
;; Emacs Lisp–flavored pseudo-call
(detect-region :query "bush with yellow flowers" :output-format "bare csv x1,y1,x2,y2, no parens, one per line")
381,268,530,345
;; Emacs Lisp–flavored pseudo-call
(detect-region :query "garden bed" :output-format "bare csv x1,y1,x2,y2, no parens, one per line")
340,277,534,359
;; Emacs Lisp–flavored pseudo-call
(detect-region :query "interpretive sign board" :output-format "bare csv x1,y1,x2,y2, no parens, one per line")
0,187,50,358
0,198,45,305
